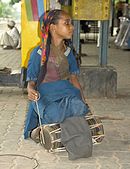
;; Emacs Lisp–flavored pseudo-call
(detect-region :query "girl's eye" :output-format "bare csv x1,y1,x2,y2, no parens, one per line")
65,21,70,25
64,19,72,25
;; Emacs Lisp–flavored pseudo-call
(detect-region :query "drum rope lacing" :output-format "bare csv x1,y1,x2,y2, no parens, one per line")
35,93,45,144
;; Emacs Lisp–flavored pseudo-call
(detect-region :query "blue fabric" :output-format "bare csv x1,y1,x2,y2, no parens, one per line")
24,80,89,139
67,50,80,74
26,46,80,82
24,46,87,139
26,46,41,82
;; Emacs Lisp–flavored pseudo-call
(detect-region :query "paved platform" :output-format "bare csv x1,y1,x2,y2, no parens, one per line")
0,41,130,169
0,46,21,71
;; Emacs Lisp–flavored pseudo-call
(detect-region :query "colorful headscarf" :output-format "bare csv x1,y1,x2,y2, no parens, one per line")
39,10,61,65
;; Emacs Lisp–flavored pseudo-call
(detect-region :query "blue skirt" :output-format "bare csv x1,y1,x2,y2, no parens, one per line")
24,80,89,139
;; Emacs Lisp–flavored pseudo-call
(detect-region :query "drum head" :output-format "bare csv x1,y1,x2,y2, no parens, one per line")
40,125,63,151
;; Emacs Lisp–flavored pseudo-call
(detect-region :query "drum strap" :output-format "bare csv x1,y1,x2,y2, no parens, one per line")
35,100,45,144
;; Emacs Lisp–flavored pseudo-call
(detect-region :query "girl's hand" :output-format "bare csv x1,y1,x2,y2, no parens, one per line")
27,81,39,101
27,88,39,101
70,74,86,103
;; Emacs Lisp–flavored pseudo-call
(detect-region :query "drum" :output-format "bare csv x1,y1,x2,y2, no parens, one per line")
39,113,104,152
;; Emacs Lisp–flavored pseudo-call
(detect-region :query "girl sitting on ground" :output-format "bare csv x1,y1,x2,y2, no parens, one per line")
24,9,89,141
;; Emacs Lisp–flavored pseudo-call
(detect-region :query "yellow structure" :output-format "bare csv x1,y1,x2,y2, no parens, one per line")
72,0,110,20
21,0,48,68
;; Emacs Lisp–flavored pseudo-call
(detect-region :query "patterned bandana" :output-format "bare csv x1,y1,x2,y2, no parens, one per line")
40,10,60,65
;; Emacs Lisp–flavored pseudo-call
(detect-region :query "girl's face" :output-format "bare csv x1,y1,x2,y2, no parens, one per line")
52,12,74,40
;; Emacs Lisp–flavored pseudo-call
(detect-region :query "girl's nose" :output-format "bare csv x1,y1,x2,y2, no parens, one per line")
70,24,74,31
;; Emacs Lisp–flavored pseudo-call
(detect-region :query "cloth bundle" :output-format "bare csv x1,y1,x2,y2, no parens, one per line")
60,116,93,160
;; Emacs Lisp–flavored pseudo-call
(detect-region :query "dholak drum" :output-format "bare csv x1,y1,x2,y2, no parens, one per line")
39,113,104,152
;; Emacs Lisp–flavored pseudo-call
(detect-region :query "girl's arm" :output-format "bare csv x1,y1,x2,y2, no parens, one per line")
26,46,41,101
27,81,39,101
70,74,86,103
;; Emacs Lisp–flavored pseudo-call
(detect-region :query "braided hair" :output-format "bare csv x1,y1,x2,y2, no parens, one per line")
39,9,71,65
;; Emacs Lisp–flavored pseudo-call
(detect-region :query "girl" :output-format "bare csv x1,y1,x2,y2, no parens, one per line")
24,9,89,142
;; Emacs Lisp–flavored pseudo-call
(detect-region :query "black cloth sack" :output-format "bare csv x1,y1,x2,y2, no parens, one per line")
60,116,93,160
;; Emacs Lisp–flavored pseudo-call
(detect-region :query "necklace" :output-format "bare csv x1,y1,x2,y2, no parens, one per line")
50,43,65,66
